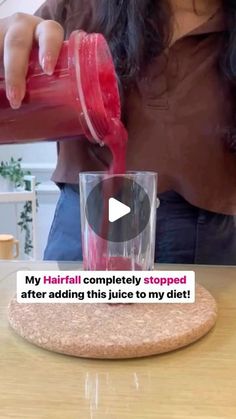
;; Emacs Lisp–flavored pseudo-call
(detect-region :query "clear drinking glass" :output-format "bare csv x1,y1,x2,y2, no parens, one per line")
79,172,157,270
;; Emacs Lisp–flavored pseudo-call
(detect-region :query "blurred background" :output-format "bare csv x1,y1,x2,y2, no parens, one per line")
0,0,59,260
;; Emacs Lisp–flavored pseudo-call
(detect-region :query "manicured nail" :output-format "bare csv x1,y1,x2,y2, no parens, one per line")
41,53,54,75
6,86,22,109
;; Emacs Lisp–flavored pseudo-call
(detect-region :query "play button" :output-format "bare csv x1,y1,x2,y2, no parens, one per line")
109,198,131,222
85,176,151,242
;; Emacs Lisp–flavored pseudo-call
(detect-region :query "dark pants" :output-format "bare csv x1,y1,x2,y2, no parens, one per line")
44,185,236,265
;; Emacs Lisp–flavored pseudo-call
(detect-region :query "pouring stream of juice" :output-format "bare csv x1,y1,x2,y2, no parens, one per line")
0,30,137,270
83,118,135,271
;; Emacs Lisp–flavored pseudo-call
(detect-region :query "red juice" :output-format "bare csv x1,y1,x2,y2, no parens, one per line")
103,119,128,174
84,255,142,271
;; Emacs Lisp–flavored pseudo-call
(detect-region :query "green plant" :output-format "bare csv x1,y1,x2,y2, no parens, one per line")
18,201,34,254
0,158,39,255
0,157,30,187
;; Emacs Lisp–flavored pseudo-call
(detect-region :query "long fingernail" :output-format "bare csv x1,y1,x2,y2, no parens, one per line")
6,86,22,109
41,53,54,75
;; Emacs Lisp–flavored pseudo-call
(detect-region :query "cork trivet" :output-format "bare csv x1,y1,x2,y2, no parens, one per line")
8,284,217,359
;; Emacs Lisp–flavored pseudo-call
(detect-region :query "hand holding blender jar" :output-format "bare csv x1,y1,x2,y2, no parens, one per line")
0,12,157,270
0,15,122,147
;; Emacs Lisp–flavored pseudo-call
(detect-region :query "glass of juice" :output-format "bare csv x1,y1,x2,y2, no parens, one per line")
79,171,157,270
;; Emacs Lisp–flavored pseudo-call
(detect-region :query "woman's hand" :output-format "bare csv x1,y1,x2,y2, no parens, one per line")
0,13,64,109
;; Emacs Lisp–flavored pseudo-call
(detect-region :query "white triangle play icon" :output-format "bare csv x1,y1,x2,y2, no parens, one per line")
109,198,131,223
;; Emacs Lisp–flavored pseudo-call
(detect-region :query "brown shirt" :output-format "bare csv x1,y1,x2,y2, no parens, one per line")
36,0,236,215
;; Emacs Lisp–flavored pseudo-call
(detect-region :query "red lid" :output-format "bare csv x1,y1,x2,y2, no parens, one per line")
69,31,121,144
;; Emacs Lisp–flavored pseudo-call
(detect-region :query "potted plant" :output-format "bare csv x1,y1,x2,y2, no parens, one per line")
0,157,39,255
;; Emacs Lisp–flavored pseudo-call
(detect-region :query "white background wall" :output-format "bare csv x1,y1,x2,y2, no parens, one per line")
0,0,60,260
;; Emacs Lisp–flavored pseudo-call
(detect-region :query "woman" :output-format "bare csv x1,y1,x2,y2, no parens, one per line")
0,0,236,264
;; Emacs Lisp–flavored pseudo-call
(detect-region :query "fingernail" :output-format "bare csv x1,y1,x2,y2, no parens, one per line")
6,86,22,109
41,53,54,75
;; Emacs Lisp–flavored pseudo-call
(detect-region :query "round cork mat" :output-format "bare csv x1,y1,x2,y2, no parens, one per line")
8,284,217,359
